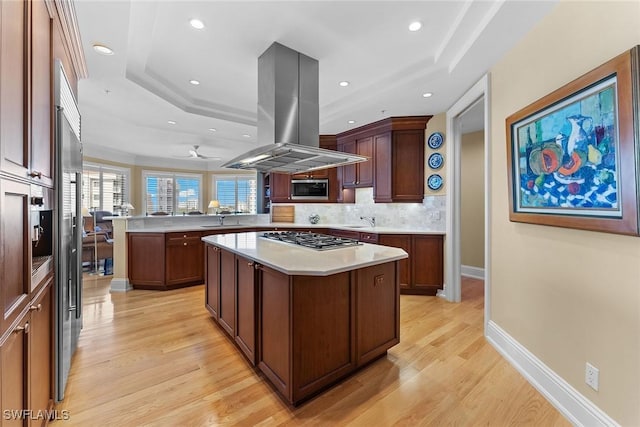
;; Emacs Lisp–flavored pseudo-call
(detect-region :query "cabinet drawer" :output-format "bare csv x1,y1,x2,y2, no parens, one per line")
166,231,202,245
359,232,378,243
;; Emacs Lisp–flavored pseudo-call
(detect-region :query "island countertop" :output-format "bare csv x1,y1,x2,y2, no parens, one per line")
202,231,408,276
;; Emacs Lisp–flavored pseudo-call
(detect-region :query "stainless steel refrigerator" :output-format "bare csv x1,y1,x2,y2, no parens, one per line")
54,60,83,401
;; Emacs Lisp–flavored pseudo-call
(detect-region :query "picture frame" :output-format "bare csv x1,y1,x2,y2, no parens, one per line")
506,46,639,236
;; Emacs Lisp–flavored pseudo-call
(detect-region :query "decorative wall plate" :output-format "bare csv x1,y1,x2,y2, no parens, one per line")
428,152,444,170
427,132,444,149
427,174,443,191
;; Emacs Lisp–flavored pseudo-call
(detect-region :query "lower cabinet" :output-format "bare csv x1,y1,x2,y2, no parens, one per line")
235,256,257,365
204,243,401,406
0,276,53,427
128,232,205,290
218,249,236,336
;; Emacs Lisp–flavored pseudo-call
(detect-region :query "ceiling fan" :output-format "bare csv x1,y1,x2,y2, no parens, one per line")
180,145,220,160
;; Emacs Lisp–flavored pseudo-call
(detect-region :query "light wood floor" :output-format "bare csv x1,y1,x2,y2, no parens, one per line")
54,276,570,426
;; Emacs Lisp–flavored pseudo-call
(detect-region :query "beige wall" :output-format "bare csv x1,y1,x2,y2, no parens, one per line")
460,130,484,268
490,1,640,424
424,113,446,195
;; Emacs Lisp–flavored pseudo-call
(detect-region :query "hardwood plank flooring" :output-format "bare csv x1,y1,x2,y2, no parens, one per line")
53,276,569,426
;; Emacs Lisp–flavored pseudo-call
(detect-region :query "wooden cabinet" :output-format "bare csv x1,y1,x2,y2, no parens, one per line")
0,178,31,336
29,278,53,420
378,234,411,288
205,245,220,318
412,235,444,293
378,233,444,295
127,233,165,288
218,249,236,336
166,232,203,286
235,255,257,365
334,116,431,203
0,313,29,427
375,128,426,203
269,173,292,203
355,262,399,366
338,136,373,188
328,228,360,239
0,277,53,427
128,231,205,290
0,0,29,179
0,0,54,186
30,0,54,187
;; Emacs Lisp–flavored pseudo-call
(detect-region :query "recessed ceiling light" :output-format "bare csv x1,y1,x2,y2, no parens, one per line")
93,43,114,55
167,120,176,125
189,79,200,85
242,134,251,138
348,120,356,124
408,21,422,32
422,92,433,98
339,81,350,87
189,18,205,30
208,128,217,132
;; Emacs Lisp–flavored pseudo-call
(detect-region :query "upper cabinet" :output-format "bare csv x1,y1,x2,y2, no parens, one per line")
0,0,86,186
335,116,431,203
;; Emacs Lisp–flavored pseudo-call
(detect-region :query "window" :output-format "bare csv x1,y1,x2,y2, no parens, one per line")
212,175,257,214
144,171,202,215
82,163,130,214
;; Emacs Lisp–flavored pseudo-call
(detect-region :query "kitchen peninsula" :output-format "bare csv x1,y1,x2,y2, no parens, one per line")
202,231,407,405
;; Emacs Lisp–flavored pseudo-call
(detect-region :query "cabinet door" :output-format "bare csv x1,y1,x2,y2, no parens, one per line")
355,136,374,187
166,232,203,285
391,130,425,202
269,173,291,202
0,179,31,336
29,277,53,418
0,314,29,427
218,249,235,336
340,140,357,187
258,265,291,401
235,255,256,365
205,246,220,318
127,233,165,286
412,235,443,293
355,262,398,366
378,234,411,289
30,0,53,186
373,132,392,202
0,0,29,178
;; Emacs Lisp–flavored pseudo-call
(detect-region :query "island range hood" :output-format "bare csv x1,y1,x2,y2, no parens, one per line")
222,42,368,174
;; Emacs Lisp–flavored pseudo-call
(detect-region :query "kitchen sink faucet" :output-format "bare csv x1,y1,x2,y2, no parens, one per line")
360,216,376,227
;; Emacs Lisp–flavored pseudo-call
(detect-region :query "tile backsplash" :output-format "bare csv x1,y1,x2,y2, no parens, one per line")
277,188,445,231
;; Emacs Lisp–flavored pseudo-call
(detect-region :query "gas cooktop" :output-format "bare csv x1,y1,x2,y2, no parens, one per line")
261,231,362,251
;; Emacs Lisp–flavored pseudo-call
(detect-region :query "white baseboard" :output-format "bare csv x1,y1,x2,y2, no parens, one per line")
486,321,619,427
110,278,133,292
461,264,485,279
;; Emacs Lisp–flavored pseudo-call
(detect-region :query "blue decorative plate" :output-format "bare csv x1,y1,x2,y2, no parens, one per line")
428,152,444,170
427,132,444,149
427,174,443,191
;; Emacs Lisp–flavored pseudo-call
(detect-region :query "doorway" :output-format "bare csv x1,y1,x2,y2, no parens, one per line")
443,75,491,332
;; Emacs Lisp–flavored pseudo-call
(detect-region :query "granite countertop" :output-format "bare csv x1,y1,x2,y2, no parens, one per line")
125,222,444,235
202,232,408,276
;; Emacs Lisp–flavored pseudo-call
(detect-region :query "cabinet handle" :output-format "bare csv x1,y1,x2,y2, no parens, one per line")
254,263,263,270
29,170,43,179
183,242,187,246
183,234,187,238
356,181,360,185
247,261,254,267
352,181,356,185
14,322,29,334
30,303,42,312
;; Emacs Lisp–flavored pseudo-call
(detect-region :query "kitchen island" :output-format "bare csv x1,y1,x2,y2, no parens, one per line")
202,231,407,406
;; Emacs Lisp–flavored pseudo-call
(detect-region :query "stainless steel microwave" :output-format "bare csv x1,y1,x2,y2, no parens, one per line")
291,179,329,200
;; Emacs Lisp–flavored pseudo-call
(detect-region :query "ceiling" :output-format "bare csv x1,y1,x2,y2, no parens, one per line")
75,0,557,170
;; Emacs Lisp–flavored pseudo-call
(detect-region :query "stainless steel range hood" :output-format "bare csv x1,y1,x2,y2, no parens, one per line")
222,42,367,174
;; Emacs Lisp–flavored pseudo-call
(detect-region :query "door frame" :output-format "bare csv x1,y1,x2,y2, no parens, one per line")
442,74,491,331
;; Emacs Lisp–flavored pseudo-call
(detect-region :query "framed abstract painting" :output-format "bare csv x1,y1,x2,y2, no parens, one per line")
506,46,639,235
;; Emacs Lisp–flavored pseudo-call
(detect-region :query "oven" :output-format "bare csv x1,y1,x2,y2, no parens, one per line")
291,179,329,200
